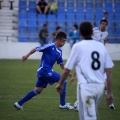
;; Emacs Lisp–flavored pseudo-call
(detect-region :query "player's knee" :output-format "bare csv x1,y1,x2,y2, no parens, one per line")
35,87,43,94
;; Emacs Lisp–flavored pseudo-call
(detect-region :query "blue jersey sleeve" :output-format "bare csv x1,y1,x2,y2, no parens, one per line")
57,49,64,64
35,43,54,52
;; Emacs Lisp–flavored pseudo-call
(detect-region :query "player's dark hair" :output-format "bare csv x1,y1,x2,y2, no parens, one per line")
73,24,78,30
79,21,93,39
56,32,67,40
56,26,61,31
43,23,47,27
100,19,108,25
104,11,108,15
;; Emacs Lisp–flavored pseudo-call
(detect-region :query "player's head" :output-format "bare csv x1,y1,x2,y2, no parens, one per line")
103,12,108,19
73,24,78,30
56,26,61,32
55,32,67,47
40,0,45,2
42,24,47,29
100,19,108,31
79,21,93,39
100,19,108,25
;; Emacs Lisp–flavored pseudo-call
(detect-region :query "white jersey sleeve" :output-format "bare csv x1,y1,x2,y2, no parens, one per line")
104,49,114,68
65,43,79,70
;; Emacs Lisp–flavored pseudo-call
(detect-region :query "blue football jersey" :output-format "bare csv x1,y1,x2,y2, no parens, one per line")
35,43,64,69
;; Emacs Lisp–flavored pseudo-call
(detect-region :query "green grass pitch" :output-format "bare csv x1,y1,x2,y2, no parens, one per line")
0,60,120,120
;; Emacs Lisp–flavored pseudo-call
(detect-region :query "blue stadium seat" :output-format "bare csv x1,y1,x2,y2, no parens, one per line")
95,8,103,14
28,27,38,36
114,2,120,9
28,20,37,27
104,2,113,9
47,14,57,22
67,1,74,9
19,8,27,14
47,22,57,29
115,28,120,37
108,27,115,36
76,1,84,9
18,20,27,27
75,8,84,15
66,8,75,14
114,14,120,27
57,8,65,14
29,1,36,8
108,13,114,21
27,13,37,20
58,2,65,8
115,14,120,21
28,8,37,13
114,8,120,15
95,2,103,8
104,8,113,13
18,13,27,20
66,14,75,23
57,14,66,22
37,14,47,28
37,14,47,22
18,27,27,35
85,2,93,9
18,36,27,42
28,37,39,42
19,0,27,9
86,15,93,21
86,8,93,14
57,14,66,29
47,14,57,30
76,14,85,24
47,27,56,34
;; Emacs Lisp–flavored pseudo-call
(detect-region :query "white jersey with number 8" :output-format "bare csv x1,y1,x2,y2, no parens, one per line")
65,40,114,84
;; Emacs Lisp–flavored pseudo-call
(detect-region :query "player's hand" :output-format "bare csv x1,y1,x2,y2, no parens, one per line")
56,84,63,93
69,77,76,84
69,73,72,78
106,93,114,105
22,55,28,62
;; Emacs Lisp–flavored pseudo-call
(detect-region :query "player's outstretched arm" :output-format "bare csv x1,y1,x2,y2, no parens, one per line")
22,48,36,62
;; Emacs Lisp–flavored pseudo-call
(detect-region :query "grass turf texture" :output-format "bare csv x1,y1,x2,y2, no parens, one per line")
0,60,120,120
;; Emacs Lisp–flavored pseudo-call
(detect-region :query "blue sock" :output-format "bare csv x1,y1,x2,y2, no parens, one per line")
18,90,39,106
60,80,67,106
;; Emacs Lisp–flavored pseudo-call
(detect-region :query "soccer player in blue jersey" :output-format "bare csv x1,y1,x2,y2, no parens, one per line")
14,32,74,110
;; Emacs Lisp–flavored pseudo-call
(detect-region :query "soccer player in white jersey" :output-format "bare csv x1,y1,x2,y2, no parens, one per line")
92,19,115,109
56,22,114,120
92,19,108,45
14,32,74,110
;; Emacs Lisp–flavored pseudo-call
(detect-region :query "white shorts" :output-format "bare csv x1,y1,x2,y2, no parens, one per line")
77,83,105,120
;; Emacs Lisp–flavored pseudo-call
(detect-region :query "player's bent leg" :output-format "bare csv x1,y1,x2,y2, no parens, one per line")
47,71,74,110
14,87,44,110
59,80,74,110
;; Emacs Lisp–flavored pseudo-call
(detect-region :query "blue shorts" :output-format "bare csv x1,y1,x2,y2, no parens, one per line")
36,69,60,88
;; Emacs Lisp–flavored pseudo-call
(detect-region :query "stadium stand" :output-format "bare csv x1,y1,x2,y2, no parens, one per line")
0,0,120,43
0,0,18,42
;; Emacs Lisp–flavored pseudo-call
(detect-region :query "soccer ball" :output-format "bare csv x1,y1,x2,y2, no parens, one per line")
73,101,78,111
